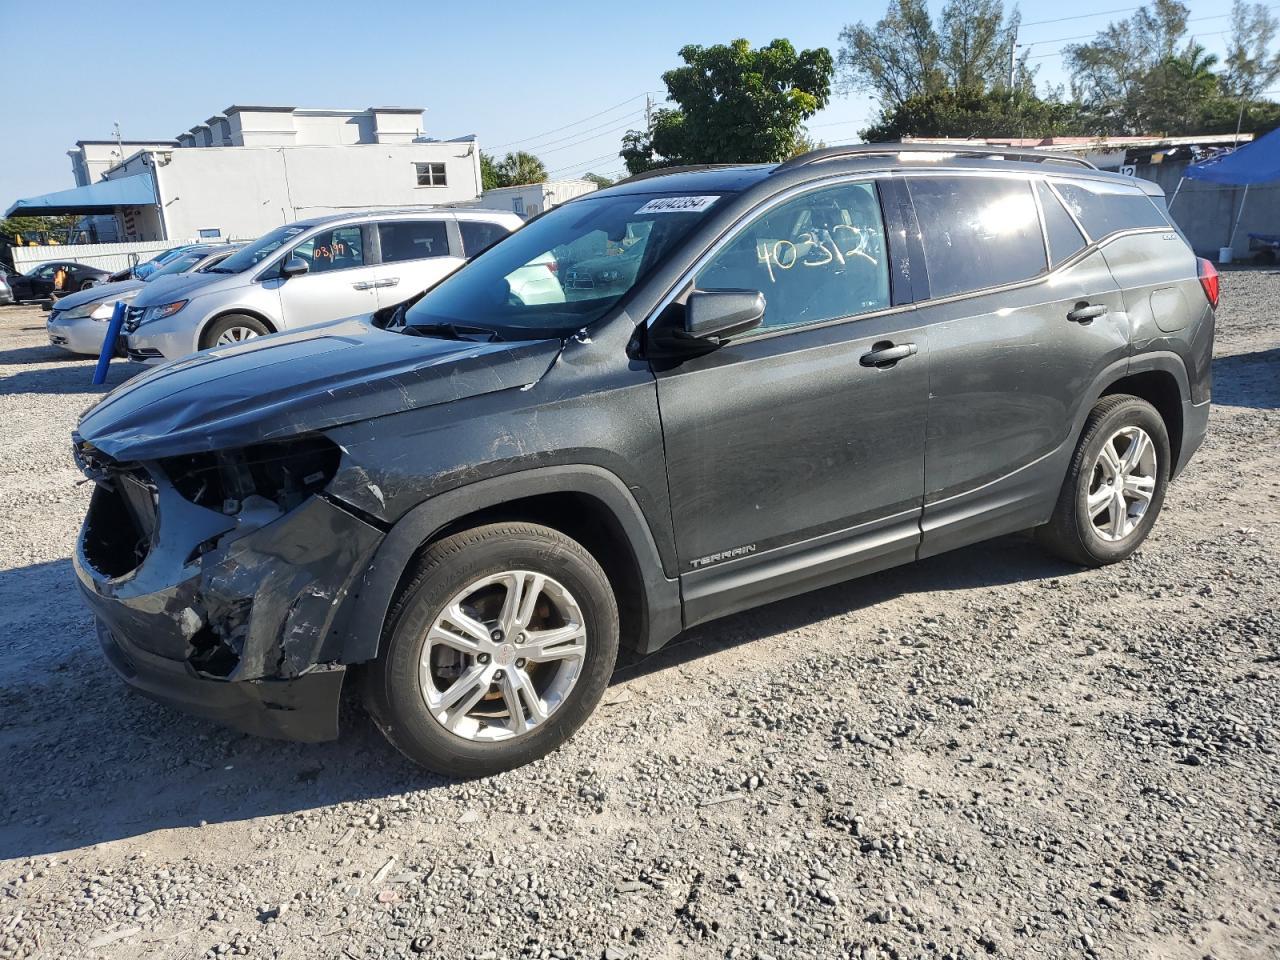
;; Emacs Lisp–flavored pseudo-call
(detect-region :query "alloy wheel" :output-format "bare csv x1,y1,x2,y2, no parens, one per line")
215,326,260,345
1087,425,1157,541
419,571,588,742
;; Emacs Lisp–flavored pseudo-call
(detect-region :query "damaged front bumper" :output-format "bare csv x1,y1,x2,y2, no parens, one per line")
72,440,384,742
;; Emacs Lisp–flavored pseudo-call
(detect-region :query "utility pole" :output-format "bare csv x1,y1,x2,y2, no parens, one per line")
644,94,653,130
1008,26,1018,91
113,121,124,162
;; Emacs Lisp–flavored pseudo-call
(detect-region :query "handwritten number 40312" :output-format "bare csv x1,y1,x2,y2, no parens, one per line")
754,227,872,284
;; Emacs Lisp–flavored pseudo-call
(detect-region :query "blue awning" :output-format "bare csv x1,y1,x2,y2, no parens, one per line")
1186,128,1280,185
5,174,156,217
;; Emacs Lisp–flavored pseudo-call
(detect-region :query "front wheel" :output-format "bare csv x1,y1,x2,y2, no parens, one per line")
1037,394,1170,567
201,314,269,349
363,523,620,777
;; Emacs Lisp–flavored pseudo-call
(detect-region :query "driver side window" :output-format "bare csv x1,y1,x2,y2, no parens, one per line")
695,181,890,331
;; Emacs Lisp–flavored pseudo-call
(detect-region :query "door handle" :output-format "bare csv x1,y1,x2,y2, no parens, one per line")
375,278,400,288
1067,303,1108,323
860,341,918,367
352,281,374,291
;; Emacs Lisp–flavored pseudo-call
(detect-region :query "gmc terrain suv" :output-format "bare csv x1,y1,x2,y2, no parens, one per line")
72,144,1217,776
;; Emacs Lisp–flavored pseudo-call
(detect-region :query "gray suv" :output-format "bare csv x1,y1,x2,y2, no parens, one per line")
72,144,1215,776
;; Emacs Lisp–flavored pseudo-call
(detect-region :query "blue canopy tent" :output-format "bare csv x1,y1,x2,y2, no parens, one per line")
1174,127,1280,258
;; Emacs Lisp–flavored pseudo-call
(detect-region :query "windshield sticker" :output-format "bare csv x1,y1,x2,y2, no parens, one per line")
635,195,719,215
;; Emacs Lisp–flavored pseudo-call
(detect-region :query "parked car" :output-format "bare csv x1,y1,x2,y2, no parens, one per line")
0,264,14,305
7,261,112,301
122,209,524,363
108,244,206,283
72,145,1215,776
47,245,242,355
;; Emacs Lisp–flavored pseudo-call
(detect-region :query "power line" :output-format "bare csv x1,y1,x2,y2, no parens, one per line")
1026,29,1230,59
1019,10,1252,48
549,149,627,176
517,111,643,154
488,93,656,150
536,119,645,158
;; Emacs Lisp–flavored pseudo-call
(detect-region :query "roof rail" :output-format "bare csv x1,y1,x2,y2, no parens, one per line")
612,163,742,186
775,141,1096,172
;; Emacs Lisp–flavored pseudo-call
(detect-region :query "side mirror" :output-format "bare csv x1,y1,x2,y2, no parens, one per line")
281,257,309,278
685,289,765,341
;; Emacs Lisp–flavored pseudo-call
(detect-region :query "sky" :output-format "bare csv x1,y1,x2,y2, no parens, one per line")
0,0,1254,204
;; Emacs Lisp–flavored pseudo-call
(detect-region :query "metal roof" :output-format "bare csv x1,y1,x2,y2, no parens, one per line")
5,174,157,218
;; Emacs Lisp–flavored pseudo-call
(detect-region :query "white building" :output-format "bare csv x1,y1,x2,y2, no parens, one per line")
9,105,483,243
480,178,599,219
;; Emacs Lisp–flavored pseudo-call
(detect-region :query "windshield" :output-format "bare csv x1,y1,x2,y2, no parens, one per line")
403,191,723,339
207,224,307,274
146,252,206,279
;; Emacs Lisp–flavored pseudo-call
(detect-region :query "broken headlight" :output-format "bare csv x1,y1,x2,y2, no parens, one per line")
159,435,341,516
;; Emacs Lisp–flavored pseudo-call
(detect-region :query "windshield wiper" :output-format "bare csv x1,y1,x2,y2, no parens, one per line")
405,322,504,342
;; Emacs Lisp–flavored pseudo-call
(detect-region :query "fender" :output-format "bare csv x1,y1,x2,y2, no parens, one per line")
195,307,277,348
329,465,683,664
1075,351,1191,435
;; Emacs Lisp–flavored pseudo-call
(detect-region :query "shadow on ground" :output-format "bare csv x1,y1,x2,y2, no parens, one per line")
0,534,1077,860
1212,347,1280,410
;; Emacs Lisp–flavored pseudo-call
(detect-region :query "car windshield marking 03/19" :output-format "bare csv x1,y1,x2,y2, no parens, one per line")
403,191,723,339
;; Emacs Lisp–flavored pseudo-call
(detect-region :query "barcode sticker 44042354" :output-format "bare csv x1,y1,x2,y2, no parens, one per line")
635,195,720,215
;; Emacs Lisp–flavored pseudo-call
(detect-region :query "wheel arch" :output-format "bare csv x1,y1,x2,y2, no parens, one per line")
330,466,682,667
197,308,278,348
1088,353,1190,475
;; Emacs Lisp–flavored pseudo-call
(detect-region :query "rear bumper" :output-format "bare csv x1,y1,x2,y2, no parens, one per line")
94,618,345,741
1175,398,1211,478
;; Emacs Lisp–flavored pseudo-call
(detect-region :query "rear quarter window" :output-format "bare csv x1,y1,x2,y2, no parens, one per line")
907,176,1048,299
1049,179,1169,240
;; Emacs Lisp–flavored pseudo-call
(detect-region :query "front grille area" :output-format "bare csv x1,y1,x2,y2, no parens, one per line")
77,445,158,578
122,304,145,333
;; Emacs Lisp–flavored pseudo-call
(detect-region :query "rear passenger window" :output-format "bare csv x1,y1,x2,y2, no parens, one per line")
1036,180,1087,267
908,177,1046,298
378,221,449,264
1049,180,1168,240
460,220,511,258
694,181,891,331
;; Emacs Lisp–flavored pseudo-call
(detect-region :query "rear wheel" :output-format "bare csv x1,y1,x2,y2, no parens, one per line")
201,314,269,349
363,523,619,777
1037,394,1170,566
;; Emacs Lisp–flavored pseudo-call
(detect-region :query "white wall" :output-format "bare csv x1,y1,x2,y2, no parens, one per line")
480,179,598,218
150,142,483,241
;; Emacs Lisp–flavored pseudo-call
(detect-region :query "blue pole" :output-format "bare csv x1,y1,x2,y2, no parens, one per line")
92,300,127,386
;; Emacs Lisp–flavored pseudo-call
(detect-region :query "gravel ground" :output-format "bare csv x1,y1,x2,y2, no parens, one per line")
0,274,1277,960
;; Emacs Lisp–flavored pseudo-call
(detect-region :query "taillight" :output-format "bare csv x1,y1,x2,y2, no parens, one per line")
544,260,558,275
1197,258,1220,309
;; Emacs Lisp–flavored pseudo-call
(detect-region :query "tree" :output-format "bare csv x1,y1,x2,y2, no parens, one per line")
581,172,615,188
480,150,548,189
480,152,503,191
838,0,1022,111
495,151,548,186
1064,0,1195,133
1223,0,1280,100
861,87,1089,141
621,39,834,174
0,215,78,243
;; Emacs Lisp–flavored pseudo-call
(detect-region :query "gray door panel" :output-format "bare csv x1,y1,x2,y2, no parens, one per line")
657,312,929,623
920,249,1128,555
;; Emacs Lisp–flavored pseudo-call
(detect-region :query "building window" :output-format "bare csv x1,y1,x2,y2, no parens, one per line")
415,162,447,187
198,228,221,239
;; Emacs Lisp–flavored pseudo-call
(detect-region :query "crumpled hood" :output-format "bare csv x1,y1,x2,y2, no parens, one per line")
54,278,144,312
78,318,562,461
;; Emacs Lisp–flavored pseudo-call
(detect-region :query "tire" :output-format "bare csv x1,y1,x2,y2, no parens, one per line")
363,522,620,777
79,280,95,291
1037,394,1171,567
200,314,270,349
